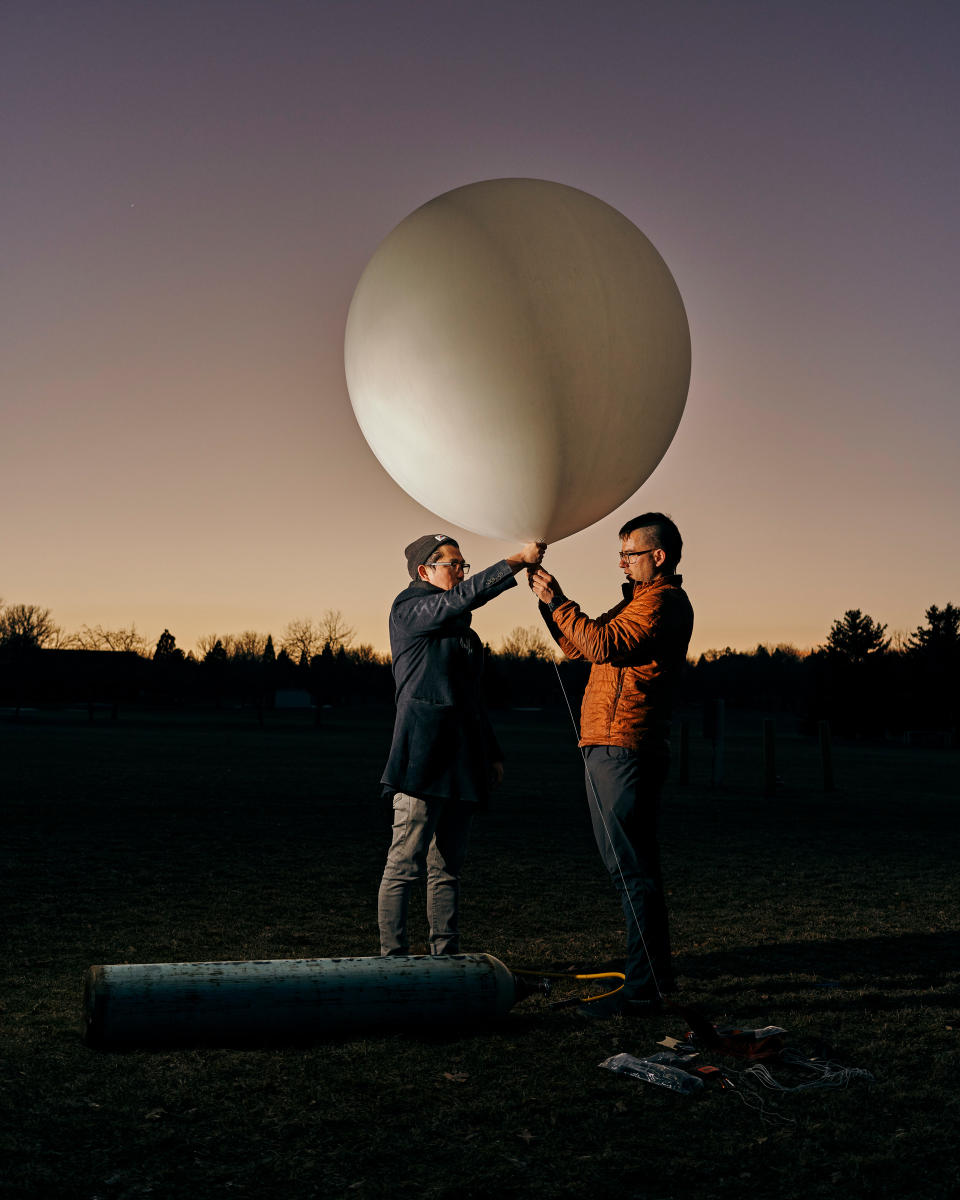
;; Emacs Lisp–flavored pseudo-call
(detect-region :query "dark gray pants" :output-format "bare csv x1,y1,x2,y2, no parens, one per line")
583,745,673,999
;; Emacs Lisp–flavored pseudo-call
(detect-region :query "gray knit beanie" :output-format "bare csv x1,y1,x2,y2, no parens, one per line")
404,534,460,580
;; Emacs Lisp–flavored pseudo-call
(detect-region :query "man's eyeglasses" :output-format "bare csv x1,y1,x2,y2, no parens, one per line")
619,549,656,562
428,560,471,575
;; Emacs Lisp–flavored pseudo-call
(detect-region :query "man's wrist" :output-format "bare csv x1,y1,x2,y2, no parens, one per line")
505,556,535,573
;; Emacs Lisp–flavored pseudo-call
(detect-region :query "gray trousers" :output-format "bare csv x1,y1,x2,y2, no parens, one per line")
583,745,673,998
377,792,474,955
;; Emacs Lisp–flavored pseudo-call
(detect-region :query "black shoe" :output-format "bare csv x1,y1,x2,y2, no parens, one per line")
575,992,663,1020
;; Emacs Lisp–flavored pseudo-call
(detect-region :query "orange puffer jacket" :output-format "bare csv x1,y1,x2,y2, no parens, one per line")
547,574,693,750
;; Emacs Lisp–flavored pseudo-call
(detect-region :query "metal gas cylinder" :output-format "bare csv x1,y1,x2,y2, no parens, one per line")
83,953,530,1048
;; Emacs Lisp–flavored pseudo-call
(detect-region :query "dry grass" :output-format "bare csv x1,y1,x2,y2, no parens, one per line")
2,705,958,1199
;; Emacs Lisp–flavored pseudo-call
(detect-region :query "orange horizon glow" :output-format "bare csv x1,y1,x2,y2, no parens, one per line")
3,4,958,663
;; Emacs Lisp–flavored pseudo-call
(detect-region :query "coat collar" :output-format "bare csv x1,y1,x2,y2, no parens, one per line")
397,579,443,601
621,573,684,600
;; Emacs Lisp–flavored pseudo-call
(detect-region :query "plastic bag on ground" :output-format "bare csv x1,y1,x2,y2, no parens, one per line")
599,1052,705,1095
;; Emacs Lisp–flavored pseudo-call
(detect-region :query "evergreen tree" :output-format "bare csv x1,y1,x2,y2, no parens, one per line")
824,609,890,665
203,638,228,666
908,603,960,657
154,629,180,660
905,602,959,731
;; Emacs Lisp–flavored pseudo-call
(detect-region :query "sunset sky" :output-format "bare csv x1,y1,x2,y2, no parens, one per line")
4,1,958,660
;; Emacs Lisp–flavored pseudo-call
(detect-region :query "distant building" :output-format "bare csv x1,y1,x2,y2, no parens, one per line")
0,649,146,713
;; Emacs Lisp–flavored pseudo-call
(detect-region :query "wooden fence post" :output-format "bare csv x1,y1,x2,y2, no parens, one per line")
711,699,725,788
762,718,776,796
678,720,689,784
818,719,834,792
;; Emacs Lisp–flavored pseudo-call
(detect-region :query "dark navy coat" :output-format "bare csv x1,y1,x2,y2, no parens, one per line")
381,560,517,805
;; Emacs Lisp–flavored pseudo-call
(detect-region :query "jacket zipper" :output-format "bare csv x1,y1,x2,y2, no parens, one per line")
609,667,625,736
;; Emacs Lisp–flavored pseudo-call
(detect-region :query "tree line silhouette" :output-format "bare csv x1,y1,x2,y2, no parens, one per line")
1,598,957,739
687,605,959,740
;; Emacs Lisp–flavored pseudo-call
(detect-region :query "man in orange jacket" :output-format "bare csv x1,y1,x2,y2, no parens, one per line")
531,512,693,1017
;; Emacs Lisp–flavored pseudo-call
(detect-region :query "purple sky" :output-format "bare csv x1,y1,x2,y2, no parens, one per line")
3,1,958,657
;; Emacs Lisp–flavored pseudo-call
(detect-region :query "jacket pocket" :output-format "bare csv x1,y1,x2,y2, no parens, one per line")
402,699,458,791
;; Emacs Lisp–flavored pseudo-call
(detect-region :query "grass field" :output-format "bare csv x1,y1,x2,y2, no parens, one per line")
2,705,958,1199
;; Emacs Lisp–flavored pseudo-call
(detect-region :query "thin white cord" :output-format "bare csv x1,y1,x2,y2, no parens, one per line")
553,661,664,1000
746,1052,875,1091
726,1079,797,1128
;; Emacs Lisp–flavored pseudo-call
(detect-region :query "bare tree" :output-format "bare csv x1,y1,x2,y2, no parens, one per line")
75,626,105,650
281,618,325,663
111,626,149,654
201,638,228,666
498,625,558,661
230,630,270,660
0,603,69,649
219,634,240,658
76,624,150,655
195,633,224,660
317,609,356,654
350,642,390,666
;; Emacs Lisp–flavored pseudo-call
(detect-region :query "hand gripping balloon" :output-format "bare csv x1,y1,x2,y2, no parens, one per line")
344,178,690,543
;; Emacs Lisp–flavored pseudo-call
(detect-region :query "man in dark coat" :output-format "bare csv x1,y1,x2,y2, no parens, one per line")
377,532,545,956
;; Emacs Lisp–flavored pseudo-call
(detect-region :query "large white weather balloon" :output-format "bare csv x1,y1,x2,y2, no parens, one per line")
344,178,690,542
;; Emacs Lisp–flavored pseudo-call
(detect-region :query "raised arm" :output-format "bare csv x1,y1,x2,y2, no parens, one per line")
395,543,546,635
530,568,584,660
530,567,668,664
549,592,663,664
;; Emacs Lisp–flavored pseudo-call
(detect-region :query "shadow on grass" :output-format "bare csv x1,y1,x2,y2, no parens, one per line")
514,931,958,982
678,928,959,981
510,934,960,1016
671,930,960,1024
81,1013,545,1054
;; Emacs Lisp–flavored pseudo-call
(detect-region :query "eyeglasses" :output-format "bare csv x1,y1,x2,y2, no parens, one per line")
619,549,656,562
428,560,470,575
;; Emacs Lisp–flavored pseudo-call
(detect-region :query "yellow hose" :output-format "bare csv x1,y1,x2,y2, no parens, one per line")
511,968,626,1004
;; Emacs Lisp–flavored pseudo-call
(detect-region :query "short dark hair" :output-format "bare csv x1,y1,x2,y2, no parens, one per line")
618,512,683,569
